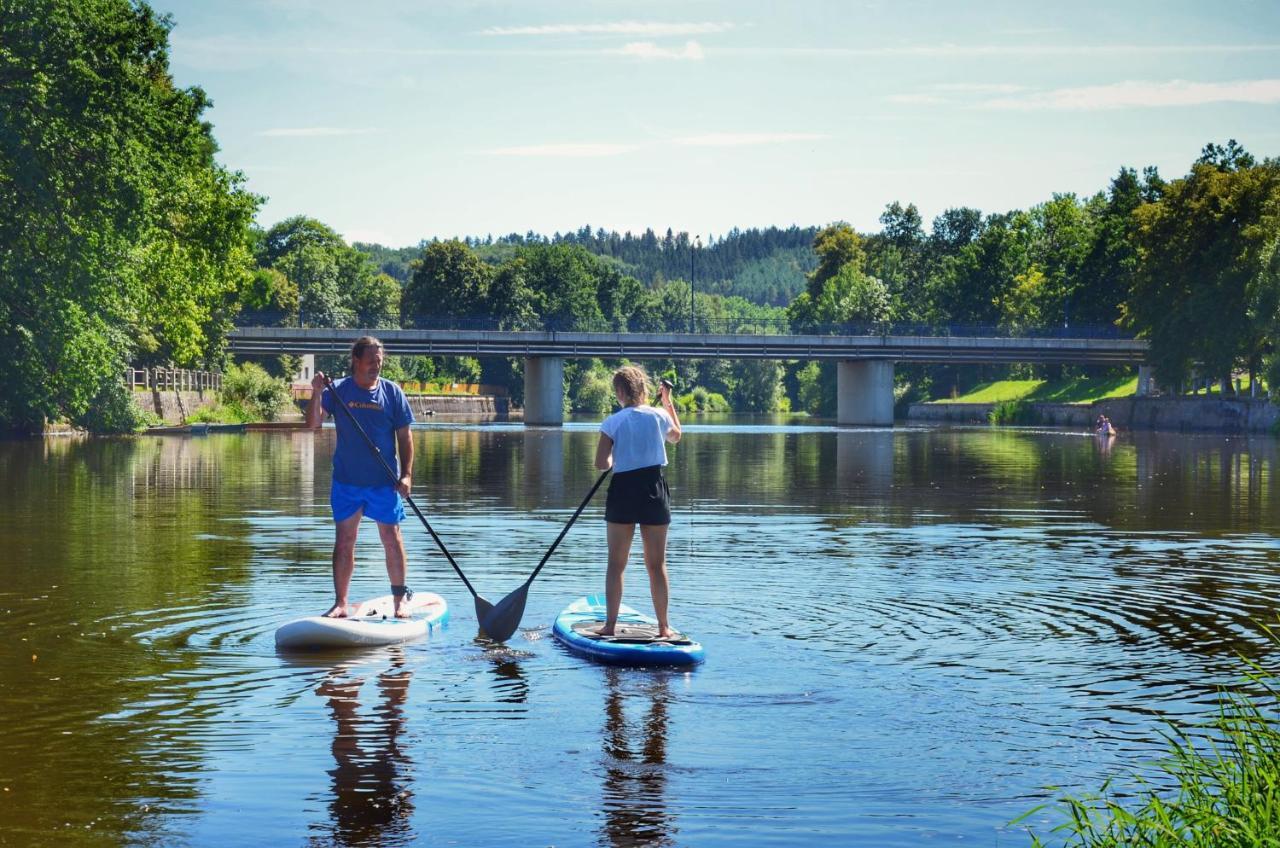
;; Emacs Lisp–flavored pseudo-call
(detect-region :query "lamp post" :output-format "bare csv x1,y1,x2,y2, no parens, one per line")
690,235,701,333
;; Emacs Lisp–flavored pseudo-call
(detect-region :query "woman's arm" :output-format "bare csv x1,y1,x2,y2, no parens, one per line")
595,433,614,470
660,382,681,443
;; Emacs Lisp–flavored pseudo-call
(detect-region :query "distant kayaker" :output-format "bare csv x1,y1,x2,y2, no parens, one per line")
306,336,415,618
594,366,683,638
1096,415,1117,437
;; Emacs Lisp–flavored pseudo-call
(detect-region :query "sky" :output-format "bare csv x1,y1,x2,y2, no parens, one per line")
157,0,1280,248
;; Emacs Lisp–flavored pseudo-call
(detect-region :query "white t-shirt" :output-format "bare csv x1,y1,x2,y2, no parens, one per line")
600,405,673,473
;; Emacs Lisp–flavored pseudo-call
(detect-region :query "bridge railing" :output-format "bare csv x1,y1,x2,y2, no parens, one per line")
232,310,1133,340
126,367,222,392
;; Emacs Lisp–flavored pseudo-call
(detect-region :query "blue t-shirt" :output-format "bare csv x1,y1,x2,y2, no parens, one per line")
321,377,414,487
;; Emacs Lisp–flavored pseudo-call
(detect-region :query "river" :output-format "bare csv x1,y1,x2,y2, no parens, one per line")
1,421,1277,845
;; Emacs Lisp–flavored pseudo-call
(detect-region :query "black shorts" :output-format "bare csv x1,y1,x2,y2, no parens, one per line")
605,465,671,526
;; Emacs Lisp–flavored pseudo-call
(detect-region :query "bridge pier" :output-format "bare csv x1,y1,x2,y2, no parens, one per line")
523,356,564,426
837,360,894,426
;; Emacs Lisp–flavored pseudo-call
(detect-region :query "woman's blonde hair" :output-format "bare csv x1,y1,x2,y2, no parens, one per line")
612,365,650,407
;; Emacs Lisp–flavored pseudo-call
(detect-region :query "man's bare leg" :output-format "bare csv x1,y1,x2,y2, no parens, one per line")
639,523,674,638
376,520,409,617
327,510,363,617
598,522,635,635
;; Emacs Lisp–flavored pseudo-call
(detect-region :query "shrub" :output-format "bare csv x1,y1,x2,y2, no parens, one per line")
989,399,1037,425
219,362,291,422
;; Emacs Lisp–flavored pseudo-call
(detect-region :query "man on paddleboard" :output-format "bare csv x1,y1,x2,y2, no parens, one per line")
306,336,415,618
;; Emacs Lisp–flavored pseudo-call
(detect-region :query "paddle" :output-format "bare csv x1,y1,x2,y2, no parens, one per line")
321,375,495,626
480,468,611,642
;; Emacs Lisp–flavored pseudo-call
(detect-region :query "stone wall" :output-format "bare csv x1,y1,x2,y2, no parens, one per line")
908,397,1280,434
296,394,514,419
131,389,218,425
408,395,511,417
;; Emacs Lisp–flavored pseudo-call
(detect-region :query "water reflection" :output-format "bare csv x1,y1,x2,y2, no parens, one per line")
835,429,894,491
489,654,530,705
522,428,565,504
309,652,415,847
598,669,675,848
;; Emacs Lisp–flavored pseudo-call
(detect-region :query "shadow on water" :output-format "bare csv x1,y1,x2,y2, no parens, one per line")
598,668,676,848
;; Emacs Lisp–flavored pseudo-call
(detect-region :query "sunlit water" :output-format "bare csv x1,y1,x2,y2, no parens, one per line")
1,421,1278,846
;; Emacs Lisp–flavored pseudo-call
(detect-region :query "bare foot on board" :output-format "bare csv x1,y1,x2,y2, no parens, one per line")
593,625,616,637
323,603,350,619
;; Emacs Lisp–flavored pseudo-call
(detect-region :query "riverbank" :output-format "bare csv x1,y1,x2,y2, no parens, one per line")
909,396,1280,434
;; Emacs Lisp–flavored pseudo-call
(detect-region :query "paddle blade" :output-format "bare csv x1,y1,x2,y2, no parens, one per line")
474,595,495,631
480,584,530,643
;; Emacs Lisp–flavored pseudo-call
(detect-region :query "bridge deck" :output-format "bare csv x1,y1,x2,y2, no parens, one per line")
228,327,1147,365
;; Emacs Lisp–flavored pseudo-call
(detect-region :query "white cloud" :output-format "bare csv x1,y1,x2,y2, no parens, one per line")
884,93,946,105
983,78,1280,110
717,43,1280,58
482,143,641,157
933,83,1028,94
673,132,830,147
258,127,382,137
481,21,733,37
611,40,705,60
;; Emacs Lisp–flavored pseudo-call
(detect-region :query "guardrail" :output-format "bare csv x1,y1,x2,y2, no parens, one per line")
232,311,1133,340
126,367,222,392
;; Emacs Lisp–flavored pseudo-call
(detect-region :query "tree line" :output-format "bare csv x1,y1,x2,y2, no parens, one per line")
3,0,1278,431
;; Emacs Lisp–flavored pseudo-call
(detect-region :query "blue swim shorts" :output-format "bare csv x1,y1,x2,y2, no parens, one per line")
330,481,406,525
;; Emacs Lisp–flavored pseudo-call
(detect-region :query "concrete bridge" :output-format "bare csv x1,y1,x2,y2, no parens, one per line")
228,325,1149,426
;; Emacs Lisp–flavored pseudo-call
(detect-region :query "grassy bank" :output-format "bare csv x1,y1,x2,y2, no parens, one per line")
935,375,1138,405
1019,645,1280,846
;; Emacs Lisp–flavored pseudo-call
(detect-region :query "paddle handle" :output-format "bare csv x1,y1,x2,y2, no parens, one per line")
321,376,482,600
524,468,611,586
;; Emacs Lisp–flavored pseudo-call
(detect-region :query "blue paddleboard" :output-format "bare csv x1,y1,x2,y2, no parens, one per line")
552,595,704,666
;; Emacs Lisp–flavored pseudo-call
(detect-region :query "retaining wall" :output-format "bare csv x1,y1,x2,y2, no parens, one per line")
132,389,217,425
908,397,1280,434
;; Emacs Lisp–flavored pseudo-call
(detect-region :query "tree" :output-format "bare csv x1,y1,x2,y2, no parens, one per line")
1124,148,1280,387
401,240,493,326
348,272,400,327
276,245,343,327
0,0,258,431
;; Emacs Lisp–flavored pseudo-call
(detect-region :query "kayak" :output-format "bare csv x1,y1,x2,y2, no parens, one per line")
552,595,704,667
274,591,449,650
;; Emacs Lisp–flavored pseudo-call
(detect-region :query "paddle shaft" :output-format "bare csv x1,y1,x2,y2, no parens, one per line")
522,468,611,586
321,376,483,600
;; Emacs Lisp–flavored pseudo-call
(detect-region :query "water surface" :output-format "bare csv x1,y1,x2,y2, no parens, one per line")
1,422,1278,845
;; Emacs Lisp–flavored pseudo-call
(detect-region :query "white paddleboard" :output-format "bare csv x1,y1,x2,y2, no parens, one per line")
274,592,449,650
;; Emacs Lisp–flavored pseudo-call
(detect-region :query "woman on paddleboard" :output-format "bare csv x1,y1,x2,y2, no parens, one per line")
594,366,683,638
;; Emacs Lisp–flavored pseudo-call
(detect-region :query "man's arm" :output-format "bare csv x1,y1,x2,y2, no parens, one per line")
305,372,327,429
395,425,413,497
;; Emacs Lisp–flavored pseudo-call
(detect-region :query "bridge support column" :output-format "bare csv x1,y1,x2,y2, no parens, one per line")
837,360,894,426
523,356,564,426
1137,365,1153,397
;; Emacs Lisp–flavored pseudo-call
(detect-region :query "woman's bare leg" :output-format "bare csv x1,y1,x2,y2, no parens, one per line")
601,522,635,635
638,523,673,637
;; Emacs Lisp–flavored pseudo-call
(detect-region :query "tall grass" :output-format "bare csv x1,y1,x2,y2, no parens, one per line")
1019,649,1280,846
988,399,1037,425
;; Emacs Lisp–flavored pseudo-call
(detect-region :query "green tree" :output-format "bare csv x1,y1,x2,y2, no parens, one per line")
0,0,258,432
402,240,493,326
348,272,400,326
1124,147,1280,387
276,244,343,327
